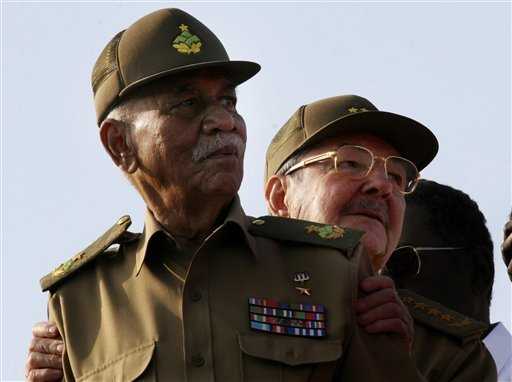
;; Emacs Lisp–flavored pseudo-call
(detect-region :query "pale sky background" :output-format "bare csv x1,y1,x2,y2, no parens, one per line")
2,1,511,380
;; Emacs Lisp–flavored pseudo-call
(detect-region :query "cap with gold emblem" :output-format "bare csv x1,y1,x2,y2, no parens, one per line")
92,8,260,124
265,95,438,182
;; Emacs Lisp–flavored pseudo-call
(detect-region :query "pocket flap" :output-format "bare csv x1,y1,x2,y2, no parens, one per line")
238,333,342,366
77,341,155,381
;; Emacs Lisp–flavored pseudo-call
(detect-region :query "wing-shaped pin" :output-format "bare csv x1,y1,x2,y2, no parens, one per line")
293,272,311,283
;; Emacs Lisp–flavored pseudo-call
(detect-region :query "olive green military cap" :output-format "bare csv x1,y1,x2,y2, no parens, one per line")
265,94,438,182
92,8,260,124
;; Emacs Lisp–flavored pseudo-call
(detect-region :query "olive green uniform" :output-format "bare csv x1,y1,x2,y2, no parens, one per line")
42,198,424,381
399,290,497,382
263,94,497,382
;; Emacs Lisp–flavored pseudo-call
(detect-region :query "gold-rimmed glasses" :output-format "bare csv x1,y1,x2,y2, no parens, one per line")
284,145,419,195
386,245,466,278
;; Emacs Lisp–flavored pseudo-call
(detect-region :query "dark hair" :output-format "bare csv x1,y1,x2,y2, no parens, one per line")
405,179,494,303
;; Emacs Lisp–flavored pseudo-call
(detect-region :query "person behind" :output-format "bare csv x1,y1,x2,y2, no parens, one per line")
502,211,512,281
390,179,494,322
387,179,511,381
26,8,420,382
264,95,497,381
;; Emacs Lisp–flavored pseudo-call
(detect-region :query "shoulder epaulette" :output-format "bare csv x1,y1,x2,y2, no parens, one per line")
248,216,364,252
399,289,488,345
40,215,136,292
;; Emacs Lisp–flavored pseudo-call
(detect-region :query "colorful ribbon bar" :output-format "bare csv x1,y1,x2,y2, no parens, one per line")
248,297,325,313
248,297,328,338
249,305,325,321
250,313,326,329
250,321,326,337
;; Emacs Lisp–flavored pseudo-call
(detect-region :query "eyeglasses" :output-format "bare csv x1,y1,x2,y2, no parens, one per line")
285,145,419,195
386,245,465,279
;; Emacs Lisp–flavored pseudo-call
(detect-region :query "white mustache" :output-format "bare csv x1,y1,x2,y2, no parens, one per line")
192,133,245,162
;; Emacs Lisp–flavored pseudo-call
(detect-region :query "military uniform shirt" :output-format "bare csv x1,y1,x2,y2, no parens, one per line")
44,197,424,381
400,289,497,382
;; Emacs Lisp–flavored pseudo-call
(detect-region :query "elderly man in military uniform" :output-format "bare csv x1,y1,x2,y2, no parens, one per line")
263,94,497,381
25,8,425,382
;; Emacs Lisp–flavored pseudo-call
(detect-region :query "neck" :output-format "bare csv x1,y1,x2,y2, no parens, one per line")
139,182,234,249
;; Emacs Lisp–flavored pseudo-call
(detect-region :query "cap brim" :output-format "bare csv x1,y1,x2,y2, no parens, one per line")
302,111,439,172
119,60,261,97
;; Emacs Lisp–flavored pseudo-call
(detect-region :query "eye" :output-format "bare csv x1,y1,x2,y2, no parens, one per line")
340,160,358,168
179,97,197,108
388,170,405,187
339,160,365,172
220,95,237,111
168,97,198,113
166,97,200,116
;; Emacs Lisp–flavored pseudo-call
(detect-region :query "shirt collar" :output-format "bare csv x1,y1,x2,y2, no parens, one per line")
222,195,258,256
134,210,177,276
483,322,512,372
134,195,257,276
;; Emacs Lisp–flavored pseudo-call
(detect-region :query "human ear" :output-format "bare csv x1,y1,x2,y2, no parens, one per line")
99,119,138,174
265,175,289,217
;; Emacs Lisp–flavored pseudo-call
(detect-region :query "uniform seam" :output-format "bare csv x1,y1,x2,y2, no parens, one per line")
346,248,357,348
299,105,307,139
115,33,125,88
76,341,155,381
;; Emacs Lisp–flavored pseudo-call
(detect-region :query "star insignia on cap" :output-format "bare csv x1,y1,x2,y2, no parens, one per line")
179,24,189,32
348,107,369,113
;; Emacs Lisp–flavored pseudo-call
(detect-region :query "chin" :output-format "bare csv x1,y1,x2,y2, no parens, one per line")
202,172,242,196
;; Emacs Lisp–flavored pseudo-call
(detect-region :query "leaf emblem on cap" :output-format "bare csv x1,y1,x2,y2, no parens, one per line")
305,224,345,240
172,24,202,54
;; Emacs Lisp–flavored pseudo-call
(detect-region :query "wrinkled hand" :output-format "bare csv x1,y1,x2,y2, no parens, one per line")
502,218,512,281
25,321,64,382
355,276,414,353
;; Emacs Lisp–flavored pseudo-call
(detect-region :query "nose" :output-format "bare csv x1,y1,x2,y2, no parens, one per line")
202,105,235,134
361,161,394,197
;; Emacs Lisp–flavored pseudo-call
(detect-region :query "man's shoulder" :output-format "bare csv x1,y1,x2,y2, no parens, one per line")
247,215,364,253
40,215,140,293
399,289,488,345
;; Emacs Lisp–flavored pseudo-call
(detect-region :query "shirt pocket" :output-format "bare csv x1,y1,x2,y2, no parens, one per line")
76,341,156,382
238,333,342,382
